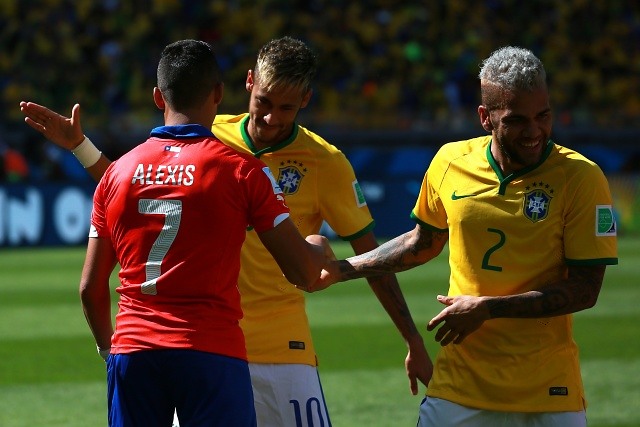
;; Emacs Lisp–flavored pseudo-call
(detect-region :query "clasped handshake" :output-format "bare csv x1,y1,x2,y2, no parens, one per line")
298,234,339,293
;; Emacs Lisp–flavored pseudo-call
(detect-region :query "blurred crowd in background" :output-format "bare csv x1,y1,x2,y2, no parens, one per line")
1,0,639,182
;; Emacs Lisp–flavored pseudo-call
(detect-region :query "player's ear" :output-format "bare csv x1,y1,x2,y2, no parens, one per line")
478,105,493,132
153,87,165,110
246,70,254,93
213,82,224,105
300,89,313,109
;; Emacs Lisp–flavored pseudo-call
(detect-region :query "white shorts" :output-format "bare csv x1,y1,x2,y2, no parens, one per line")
417,397,586,427
249,363,331,427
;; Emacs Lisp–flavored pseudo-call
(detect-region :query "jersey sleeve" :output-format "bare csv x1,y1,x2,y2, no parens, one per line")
563,162,618,264
318,150,374,240
411,148,448,230
242,162,290,233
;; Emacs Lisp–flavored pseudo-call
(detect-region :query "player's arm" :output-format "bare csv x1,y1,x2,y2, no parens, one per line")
313,224,448,290
427,264,607,346
487,264,605,317
258,217,335,289
79,236,118,360
341,224,448,278
19,101,112,181
349,231,434,394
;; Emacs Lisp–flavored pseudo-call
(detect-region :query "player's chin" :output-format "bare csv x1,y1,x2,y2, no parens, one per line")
518,143,544,164
257,127,285,144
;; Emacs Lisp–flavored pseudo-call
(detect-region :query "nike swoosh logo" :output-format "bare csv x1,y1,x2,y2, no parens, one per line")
451,191,477,200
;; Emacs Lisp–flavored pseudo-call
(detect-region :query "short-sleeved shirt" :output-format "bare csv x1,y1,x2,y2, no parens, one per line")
90,124,289,360
213,114,374,365
411,136,618,412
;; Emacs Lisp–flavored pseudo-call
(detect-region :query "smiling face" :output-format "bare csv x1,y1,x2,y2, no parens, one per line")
245,70,312,150
478,86,552,175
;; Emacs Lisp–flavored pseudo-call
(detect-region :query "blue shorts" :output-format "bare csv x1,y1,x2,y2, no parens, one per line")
107,350,256,427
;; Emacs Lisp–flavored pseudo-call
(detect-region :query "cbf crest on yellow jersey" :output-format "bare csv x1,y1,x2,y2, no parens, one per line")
212,113,374,366
523,184,552,222
277,160,305,195
411,135,617,413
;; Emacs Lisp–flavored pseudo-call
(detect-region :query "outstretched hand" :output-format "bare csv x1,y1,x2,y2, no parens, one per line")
427,295,490,346
20,101,84,149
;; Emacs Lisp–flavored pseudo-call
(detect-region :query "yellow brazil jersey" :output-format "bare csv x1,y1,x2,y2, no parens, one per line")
213,113,375,366
411,136,618,412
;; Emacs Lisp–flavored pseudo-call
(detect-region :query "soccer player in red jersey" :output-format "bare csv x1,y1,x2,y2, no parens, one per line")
38,39,331,427
22,37,431,427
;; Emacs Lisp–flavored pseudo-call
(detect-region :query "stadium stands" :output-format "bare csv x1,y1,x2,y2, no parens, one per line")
1,1,639,180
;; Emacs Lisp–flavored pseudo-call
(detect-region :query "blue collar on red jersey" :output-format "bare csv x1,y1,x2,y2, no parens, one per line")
150,124,214,139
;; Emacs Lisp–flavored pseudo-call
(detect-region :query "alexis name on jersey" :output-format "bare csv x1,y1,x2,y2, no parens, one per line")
131,163,195,186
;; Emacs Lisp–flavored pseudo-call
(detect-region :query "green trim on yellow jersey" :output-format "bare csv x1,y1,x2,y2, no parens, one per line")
409,212,447,231
339,220,376,241
567,257,618,266
239,115,298,156
487,139,554,195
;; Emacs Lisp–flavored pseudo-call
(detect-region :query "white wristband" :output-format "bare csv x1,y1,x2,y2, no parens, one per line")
97,345,111,362
72,136,101,168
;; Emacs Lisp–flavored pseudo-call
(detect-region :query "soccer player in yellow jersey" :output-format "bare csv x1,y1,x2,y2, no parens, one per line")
209,38,431,425
20,37,432,427
311,46,618,427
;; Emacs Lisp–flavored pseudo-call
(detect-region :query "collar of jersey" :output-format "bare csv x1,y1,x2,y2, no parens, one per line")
150,124,215,139
240,114,298,157
487,139,554,195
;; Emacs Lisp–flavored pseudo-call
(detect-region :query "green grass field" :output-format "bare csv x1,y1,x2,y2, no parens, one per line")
1,237,638,426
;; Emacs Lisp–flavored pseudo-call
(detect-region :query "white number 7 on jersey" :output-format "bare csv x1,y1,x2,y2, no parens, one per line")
138,199,182,295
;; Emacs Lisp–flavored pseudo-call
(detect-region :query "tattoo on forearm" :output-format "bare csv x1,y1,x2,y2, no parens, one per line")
338,227,448,280
413,228,447,255
486,265,606,318
368,274,419,337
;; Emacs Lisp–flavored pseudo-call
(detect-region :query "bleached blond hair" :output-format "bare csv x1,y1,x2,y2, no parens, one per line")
253,36,317,93
479,46,547,109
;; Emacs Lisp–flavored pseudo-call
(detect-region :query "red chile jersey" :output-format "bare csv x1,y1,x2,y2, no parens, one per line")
89,124,289,360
